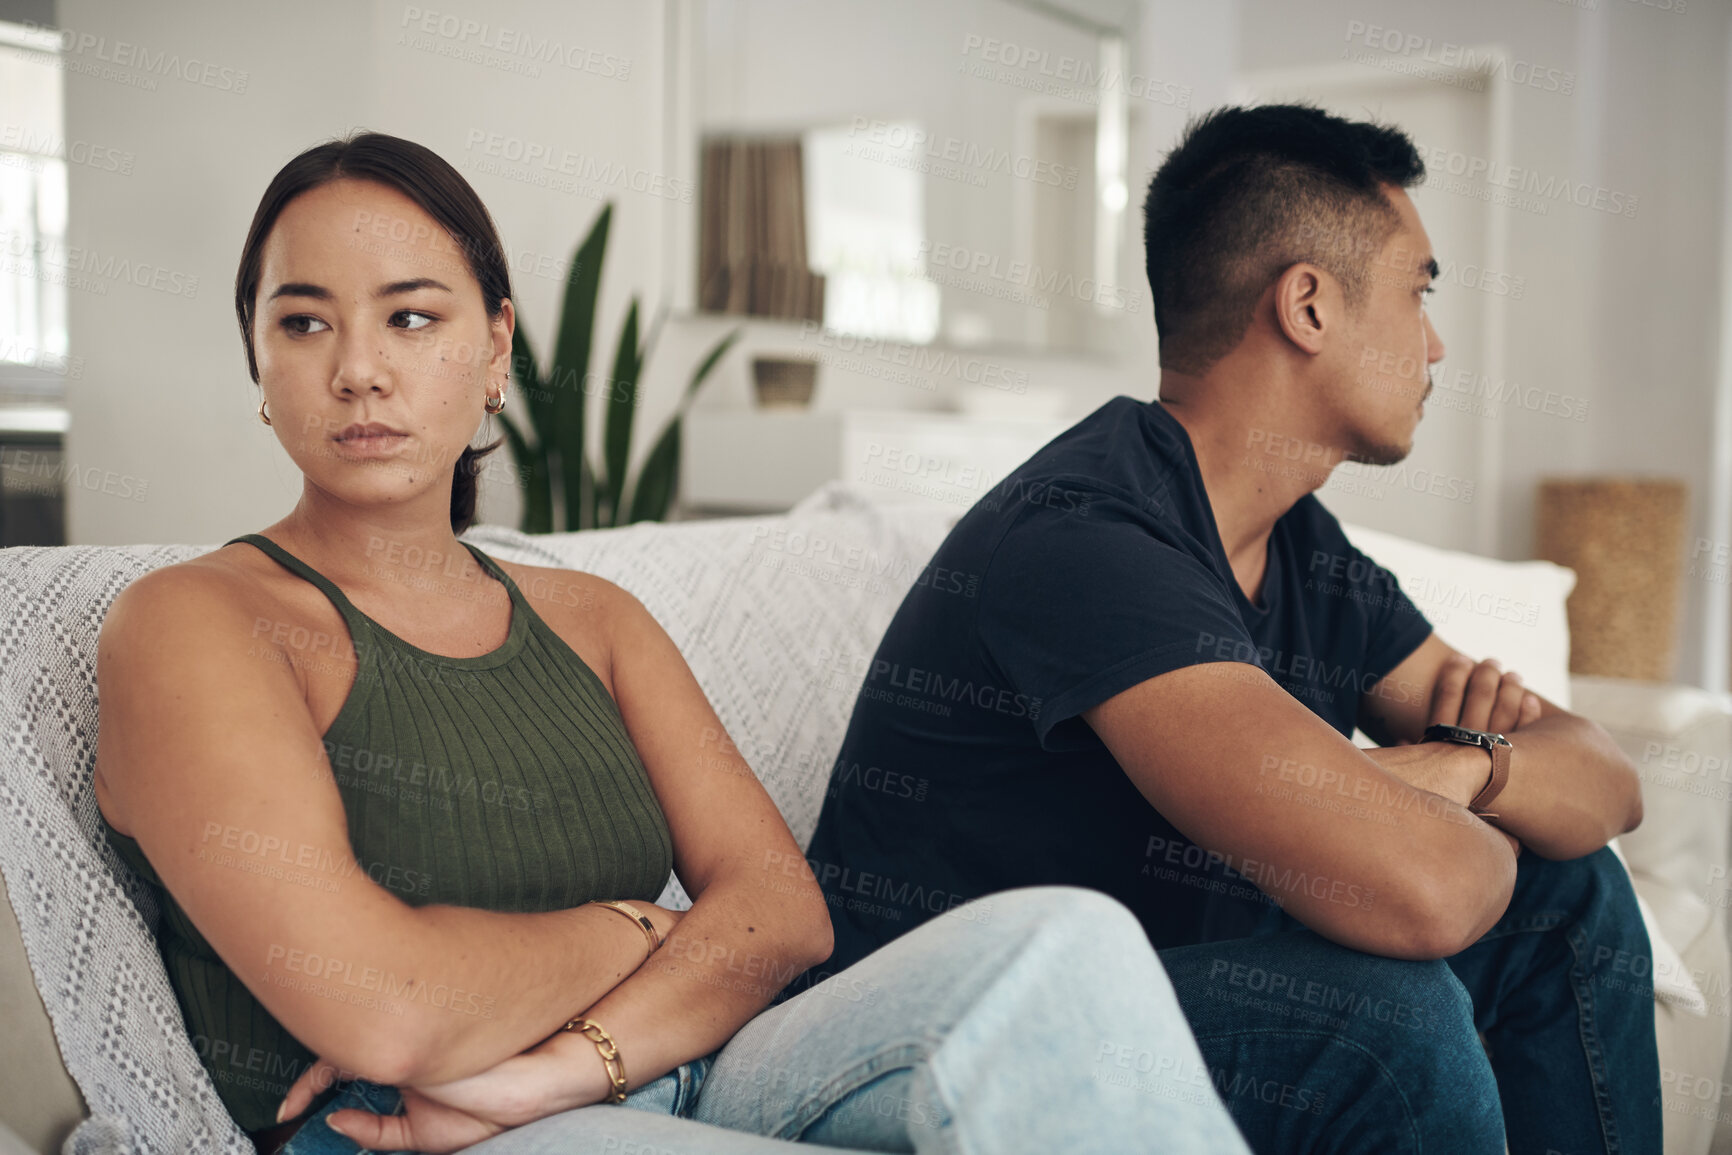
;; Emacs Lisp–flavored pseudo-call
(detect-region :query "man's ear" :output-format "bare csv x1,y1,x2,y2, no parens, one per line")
1270,263,1331,357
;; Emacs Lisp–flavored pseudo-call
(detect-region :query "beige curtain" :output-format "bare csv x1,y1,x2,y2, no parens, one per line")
699,137,826,322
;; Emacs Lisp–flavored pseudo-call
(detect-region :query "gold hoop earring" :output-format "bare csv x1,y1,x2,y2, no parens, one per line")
258,398,272,426
485,378,508,415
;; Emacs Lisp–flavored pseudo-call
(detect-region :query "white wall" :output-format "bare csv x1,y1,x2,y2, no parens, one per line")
1236,0,1732,688
57,0,1731,686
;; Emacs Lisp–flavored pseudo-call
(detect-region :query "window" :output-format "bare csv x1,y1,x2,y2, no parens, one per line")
802,121,939,345
0,19,69,394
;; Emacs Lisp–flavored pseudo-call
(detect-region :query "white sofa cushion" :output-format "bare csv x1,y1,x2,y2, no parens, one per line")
1568,676,1732,1155
1571,676,1732,1011
0,542,256,1154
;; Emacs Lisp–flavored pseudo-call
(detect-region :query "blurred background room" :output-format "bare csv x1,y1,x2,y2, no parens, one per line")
0,0,1728,691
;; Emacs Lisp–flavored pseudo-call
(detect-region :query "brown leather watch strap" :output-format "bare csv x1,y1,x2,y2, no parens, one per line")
1467,739,1512,819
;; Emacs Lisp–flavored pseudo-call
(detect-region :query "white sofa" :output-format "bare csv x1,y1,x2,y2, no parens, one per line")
1,482,1728,1154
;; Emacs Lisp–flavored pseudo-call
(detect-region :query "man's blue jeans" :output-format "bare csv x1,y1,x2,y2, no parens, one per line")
1160,845,1662,1153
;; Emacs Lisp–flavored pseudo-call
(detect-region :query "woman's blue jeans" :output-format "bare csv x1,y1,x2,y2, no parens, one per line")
276,885,1256,1154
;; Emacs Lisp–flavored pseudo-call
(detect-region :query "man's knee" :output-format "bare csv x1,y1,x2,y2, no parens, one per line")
1515,843,1633,904
1296,948,1479,1053
1179,938,1501,1143
1367,956,1479,1045
1172,932,1481,1054
1512,845,1645,934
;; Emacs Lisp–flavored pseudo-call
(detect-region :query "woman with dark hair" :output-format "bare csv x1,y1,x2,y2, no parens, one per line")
90,131,1250,1155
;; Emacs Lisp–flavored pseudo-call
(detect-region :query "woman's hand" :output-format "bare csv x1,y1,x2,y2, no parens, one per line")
274,902,680,1151
278,1030,614,1154
325,1084,507,1153
276,1058,507,1154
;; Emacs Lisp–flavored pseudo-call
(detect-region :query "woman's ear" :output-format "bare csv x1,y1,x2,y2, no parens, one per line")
491,299,516,376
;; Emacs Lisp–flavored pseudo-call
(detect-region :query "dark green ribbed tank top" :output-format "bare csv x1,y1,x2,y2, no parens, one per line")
99,533,675,1131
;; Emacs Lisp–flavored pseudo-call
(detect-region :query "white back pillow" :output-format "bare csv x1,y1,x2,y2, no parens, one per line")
1338,521,1576,710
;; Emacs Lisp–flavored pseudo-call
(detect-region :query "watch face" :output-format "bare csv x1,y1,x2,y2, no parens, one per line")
1425,724,1510,747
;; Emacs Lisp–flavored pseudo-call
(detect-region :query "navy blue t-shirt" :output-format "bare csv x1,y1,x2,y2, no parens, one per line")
803,395,1434,975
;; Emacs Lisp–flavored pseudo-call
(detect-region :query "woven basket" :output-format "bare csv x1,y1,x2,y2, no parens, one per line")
751,357,818,409
1534,477,1688,681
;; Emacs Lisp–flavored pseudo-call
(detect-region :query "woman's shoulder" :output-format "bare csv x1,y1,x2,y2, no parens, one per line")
101,543,332,692
107,541,290,633
95,543,319,836
487,556,634,690
487,555,619,611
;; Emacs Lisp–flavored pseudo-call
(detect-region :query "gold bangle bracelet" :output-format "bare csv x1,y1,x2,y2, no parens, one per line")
562,1017,628,1103
587,899,660,958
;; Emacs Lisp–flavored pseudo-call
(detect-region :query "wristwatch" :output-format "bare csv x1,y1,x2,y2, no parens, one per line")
1422,723,1513,819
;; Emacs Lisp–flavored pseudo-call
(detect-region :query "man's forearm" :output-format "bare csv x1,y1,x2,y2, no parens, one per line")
1483,715,1642,859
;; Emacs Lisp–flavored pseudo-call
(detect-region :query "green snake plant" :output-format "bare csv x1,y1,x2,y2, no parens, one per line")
496,202,740,532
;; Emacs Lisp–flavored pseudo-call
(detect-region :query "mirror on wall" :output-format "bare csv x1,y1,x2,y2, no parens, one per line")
694,0,1139,355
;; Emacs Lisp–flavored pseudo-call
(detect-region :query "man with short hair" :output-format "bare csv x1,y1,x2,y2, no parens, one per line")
802,104,1658,1153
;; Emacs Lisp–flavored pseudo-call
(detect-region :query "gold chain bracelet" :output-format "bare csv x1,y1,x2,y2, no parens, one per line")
562,1017,628,1103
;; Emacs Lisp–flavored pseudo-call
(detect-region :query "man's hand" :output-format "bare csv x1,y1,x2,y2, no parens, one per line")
1359,634,1637,858
1361,741,1487,807
1362,743,1522,859
1411,654,1543,737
